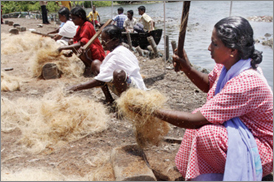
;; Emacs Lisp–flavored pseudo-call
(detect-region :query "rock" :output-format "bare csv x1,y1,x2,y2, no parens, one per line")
8,21,14,26
19,27,26,32
262,38,273,48
13,23,20,28
9,28,19,35
37,24,43,28
264,33,272,38
111,145,157,181
42,63,61,80
164,137,183,144
3,67,14,71
4,20,9,24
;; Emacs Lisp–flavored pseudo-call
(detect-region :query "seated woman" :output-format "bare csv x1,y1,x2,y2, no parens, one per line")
46,7,77,46
57,6,105,77
132,16,273,181
67,25,147,104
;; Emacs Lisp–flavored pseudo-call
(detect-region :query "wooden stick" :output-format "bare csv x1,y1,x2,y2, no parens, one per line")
175,1,191,72
76,19,113,57
171,40,177,53
126,32,133,51
147,36,159,57
31,30,55,38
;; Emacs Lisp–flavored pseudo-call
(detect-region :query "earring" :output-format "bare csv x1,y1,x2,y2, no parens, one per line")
230,54,234,57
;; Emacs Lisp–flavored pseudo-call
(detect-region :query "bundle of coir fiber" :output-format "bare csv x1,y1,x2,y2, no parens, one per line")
1,87,110,153
1,72,21,91
1,32,84,78
116,88,171,147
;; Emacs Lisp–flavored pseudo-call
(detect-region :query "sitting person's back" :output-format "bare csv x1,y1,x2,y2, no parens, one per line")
137,6,154,32
112,7,127,30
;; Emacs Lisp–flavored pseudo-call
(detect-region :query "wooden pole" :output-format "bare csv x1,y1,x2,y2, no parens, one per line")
163,1,167,70
229,1,233,16
165,35,169,60
76,19,112,57
136,46,144,57
147,36,159,57
175,1,191,72
171,40,177,53
126,32,133,50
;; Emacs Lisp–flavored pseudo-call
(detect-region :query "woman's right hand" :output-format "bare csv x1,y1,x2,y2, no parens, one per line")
172,49,191,73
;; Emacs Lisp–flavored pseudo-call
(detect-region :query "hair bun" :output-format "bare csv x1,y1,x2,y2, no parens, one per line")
251,49,263,69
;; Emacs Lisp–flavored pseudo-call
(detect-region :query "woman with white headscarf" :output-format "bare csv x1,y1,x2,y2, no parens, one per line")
46,7,77,46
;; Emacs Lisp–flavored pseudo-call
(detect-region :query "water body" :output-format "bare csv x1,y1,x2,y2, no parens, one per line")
86,1,273,89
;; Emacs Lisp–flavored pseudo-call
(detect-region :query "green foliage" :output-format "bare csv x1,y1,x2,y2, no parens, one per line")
93,1,112,7
82,1,112,8
0,1,148,14
1,1,60,14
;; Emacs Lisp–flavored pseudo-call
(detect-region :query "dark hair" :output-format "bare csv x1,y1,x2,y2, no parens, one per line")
118,7,124,13
103,25,122,44
214,16,262,69
58,7,70,20
127,10,133,16
138,6,146,12
71,6,87,22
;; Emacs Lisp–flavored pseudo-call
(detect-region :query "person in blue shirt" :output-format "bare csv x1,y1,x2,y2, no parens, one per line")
112,7,127,31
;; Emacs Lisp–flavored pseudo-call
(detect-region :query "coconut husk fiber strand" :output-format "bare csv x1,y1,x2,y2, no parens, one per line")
1,72,21,91
1,32,84,78
28,39,84,78
1,167,89,181
1,150,114,181
116,88,171,147
1,87,110,153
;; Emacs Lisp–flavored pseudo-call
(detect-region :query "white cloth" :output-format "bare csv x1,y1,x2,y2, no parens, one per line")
95,45,147,90
56,38,70,46
58,20,77,38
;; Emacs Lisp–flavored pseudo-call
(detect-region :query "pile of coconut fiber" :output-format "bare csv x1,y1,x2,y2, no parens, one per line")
1,32,84,78
1,87,110,153
1,71,21,91
116,88,171,147
1,149,114,181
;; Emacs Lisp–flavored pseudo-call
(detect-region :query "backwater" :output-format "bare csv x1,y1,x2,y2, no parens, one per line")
86,1,273,89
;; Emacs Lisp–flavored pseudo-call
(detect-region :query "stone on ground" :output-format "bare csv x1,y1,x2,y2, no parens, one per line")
42,63,61,80
111,144,156,181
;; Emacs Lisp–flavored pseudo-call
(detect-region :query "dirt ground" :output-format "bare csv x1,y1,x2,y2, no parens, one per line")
1,18,208,181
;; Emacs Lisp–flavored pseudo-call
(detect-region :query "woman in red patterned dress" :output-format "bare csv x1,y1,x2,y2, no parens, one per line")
132,16,273,181
58,6,105,77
